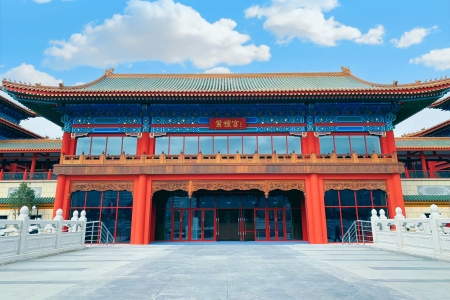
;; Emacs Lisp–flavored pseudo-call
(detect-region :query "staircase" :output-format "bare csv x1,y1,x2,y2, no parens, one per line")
342,220,372,245
85,221,115,246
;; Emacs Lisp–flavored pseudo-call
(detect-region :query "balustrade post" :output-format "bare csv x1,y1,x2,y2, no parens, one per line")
216,151,222,163
370,209,379,243
310,152,317,163
100,152,106,164
179,151,185,164
291,151,297,163
421,213,430,234
379,209,388,231
71,210,79,232
18,206,30,255
371,151,379,162
53,209,64,249
160,152,166,164
80,152,86,164
23,169,28,180
394,207,405,249
197,151,203,163
331,151,337,162
429,204,443,255
351,152,358,162
235,151,241,163
272,152,278,163
79,210,87,244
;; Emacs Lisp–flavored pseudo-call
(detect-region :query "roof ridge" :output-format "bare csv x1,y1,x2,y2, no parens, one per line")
401,120,450,137
0,95,38,117
0,118,44,139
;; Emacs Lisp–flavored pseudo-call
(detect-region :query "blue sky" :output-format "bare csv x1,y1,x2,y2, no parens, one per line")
1,0,450,138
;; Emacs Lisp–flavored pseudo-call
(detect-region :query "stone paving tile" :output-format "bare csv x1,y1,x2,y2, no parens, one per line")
0,244,449,299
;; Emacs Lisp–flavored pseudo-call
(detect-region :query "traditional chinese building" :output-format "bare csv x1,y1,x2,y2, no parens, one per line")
2,68,450,244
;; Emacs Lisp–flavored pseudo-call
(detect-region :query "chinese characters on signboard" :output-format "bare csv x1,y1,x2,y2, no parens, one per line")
209,118,246,130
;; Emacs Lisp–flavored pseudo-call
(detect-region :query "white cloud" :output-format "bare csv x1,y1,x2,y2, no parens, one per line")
0,65,64,138
245,0,384,46
394,108,450,137
410,48,450,71
390,26,437,48
204,67,231,74
44,0,270,70
33,0,51,3
2,63,62,86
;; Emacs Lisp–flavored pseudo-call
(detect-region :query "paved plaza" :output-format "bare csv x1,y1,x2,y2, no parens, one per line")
0,243,449,300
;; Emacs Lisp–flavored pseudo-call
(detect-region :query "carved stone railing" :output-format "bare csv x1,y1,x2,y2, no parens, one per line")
60,151,398,165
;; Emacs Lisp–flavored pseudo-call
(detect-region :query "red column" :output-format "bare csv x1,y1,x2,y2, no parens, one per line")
62,132,71,155
149,136,155,155
305,174,326,243
138,133,150,155
420,151,428,178
30,153,37,174
143,177,152,244
304,132,317,154
385,131,396,154
131,174,147,244
387,174,404,217
53,174,66,217
301,197,308,241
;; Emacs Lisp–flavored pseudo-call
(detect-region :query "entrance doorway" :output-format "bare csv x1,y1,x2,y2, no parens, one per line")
152,189,305,242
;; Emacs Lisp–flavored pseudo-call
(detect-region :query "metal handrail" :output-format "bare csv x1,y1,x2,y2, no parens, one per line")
342,220,373,245
85,221,115,246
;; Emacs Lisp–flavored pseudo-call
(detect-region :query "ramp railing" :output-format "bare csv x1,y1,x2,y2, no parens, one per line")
85,221,115,246
342,220,373,245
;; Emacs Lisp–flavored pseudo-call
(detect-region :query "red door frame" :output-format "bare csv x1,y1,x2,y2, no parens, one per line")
191,209,216,242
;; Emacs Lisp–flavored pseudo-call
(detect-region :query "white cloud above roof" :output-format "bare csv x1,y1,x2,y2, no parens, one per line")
410,48,450,71
1,63,62,86
204,67,231,74
43,0,270,70
244,0,384,46
390,26,437,48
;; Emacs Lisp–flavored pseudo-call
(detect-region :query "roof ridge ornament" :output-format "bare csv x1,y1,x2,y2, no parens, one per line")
340,66,351,75
105,68,115,76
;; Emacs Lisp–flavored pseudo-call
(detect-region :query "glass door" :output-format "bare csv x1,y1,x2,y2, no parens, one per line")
173,209,189,241
192,209,216,241
241,209,255,241
255,209,266,241
268,209,285,241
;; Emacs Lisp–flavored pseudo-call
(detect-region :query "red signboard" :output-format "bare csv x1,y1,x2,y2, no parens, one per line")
209,118,246,130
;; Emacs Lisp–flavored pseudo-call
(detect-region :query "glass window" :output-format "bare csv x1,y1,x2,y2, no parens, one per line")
273,136,287,154
184,137,198,155
325,208,341,242
169,137,183,154
102,191,118,207
319,136,334,154
229,136,242,154
335,136,350,154
122,137,137,155
339,190,355,206
199,137,213,154
116,208,132,242
70,191,86,207
106,137,122,155
76,137,91,155
372,190,387,206
366,136,381,154
356,190,372,206
91,137,107,155
118,191,133,207
287,136,301,154
324,190,339,206
243,136,257,154
258,136,272,154
214,136,227,154
155,137,169,154
350,136,366,154
86,191,102,207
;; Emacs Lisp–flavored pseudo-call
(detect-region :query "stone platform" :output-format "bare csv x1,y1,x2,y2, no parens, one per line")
1,243,449,299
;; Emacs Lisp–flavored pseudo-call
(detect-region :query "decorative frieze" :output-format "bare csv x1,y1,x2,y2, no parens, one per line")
70,181,134,194
323,180,387,192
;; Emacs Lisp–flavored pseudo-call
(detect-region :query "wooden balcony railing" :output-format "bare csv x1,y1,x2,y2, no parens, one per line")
60,151,398,165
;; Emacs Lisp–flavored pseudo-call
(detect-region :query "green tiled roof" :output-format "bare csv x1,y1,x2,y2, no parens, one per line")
395,138,450,149
80,74,375,92
404,195,450,202
0,197,54,205
0,139,62,151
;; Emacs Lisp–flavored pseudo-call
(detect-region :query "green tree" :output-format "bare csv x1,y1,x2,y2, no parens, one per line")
9,182,36,219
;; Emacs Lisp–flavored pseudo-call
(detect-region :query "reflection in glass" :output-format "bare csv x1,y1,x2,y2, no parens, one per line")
106,137,122,155
174,210,181,240
319,136,334,154
102,191,118,207
258,136,272,154
170,137,183,154
214,136,227,154
84,208,100,223
243,136,256,154
350,136,366,154
101,208,117,237
372,190,387,206
116,208,132,242
118,191,133,207
273,136,287,154
325,208,341,242
335,136,350,154
366,136,381,154
356,190,372,206
91,137,107,155
86,191,102,207
199,137,213,154
255,210,266,240
163,210,172,241
204,210,215,240
269,210,276,240
122,137,137,155
71,191,86,207
182,210,189,240
184,137,198,155
155,137,169,154
285,209,293,240
341,208,357,237
324,190,339,206
229,136,242,154
357,208,373,221
277,210,284,239
76,137,91,155
287,136,301,154
339,190,355,206
191,210,202,240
